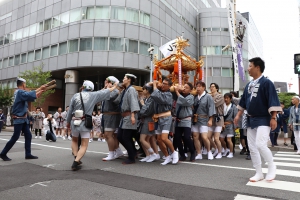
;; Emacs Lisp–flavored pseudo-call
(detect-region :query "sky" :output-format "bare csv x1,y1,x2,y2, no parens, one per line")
221,0,300,93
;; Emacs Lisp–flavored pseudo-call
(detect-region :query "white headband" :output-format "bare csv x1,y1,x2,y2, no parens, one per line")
17,77,26,83
125,73,137,79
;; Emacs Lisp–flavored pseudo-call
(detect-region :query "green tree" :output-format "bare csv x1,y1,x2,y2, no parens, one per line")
19,64,55,107
0,86,14,108
278,92,297,108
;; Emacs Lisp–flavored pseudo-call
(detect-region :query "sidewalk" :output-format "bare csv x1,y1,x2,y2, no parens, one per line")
1,126,297,152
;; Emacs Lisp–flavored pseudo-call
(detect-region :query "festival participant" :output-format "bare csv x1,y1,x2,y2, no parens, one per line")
101,76,123,161
114,74,140,164
139,83,159,163
6,113,11,126
288,96,300,154
67,80,117,170
0,109,4,132
90,111,97,143
33,107,43,139
63,106,72,140
54,107,65,139
151,78,179,165
0,77,46,161
234,57,282,182
220,93,237,158
43,113,57,142
280,102,290,146
173,82,195,162
192,81,215,160
208,83,224,159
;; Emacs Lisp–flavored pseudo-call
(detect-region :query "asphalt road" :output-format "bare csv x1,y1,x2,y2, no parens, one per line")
0,131,299,200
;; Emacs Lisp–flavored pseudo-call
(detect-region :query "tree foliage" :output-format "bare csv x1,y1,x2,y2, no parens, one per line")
278,92,297,108
19,65,55,107
0,86,14,108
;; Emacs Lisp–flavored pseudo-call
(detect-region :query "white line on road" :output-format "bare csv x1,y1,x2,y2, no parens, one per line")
247,180,300,193
234,194,273,200
30,181,51,187
273,157,300,162
274,154,300,158
276,151,298,155
266,162,300,168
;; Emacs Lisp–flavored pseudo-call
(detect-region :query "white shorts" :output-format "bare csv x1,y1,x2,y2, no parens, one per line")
191,125,208,133
220,133,234,138
104,128,115,132
72,131,90,139
208,126,222,133
155,130,169,135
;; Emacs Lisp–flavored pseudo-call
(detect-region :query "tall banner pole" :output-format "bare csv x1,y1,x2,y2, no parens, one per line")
226,0,239,91
178,59,182,86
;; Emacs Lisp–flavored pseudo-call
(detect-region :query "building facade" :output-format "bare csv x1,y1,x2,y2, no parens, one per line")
0,0,262,113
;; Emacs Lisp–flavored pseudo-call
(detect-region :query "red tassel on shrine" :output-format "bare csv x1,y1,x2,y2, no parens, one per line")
153,67,157,80
174,62,178,74
199,67,202,81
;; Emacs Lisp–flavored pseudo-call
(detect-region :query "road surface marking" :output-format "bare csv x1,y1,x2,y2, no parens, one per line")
274,154,300,158
234,194,273,200
266,162,300,168
30,181,51,187
247,180,300,193
273,157,300,162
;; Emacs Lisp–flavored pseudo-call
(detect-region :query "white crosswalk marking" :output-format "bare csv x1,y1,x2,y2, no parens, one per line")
246,150,300,194
234,194,273,200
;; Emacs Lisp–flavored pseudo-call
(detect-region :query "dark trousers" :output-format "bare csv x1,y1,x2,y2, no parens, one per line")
0,121,3,133
35,129,41,136
174,127,195,157
1,122,32,156
270,132,279,146
117,128,136,161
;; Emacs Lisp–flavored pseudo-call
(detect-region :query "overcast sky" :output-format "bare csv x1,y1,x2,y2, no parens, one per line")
222,0,300,93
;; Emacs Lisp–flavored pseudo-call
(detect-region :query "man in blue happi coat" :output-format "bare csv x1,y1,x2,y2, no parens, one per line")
234,57,282,182
0,77,46,161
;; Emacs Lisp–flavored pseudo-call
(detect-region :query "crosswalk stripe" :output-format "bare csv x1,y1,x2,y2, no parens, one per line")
234,194,273,200
273,157,300,162
266,162,300,168
274,154,300,158
262,168,300,177
247,180,300,193
276,151,297,155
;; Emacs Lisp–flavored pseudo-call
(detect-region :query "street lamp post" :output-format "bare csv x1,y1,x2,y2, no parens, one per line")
148,46,154,81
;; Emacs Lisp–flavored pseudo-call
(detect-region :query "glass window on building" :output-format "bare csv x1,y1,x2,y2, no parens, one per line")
8,56,14,66
109,37,124,51
0,59,2,69
35,49,41,60
60,11,70,25
140,12,150,26
68,39,79,53
29,23,37,36
153,45,160,59
37,21,44,33
95,6,110,19
27,51,34,62
59,42,67,55
212,28,220,31
4,34,9,44
50,44,58,56
52,15,60,29
126,8,139,23
10,32,16,42
14,54,20,65
124,39,138,53
221,28,228,31
21,53,27,63
44,18,51,31
111,7,125,20
42,47,50,59
70,8,82,23
16,29,22,40
215,46,222,55
82,7,95,20
202,46,207,54
23,26,29,38
221,68,231,77
213,67,221,76
207,46,214,55
94,37,108,50
3,58,8,68
80,38,93,51
139,41,149,55
0,36,3,45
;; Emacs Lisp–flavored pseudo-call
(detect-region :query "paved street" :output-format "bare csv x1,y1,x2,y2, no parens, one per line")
0,131,299,200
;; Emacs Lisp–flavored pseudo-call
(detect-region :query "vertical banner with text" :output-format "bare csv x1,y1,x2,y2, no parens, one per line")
226,0,239,91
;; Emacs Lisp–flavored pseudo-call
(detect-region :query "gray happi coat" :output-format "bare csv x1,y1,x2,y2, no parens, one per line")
194,91,216,126
114,86,140,129
102,89,121,130
288,105,300,131
139,97,155,134
150,89,173,126
32,111,43,129
222,103,238,135
67,89,112,132
211,93,224,127
176,94,194,127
